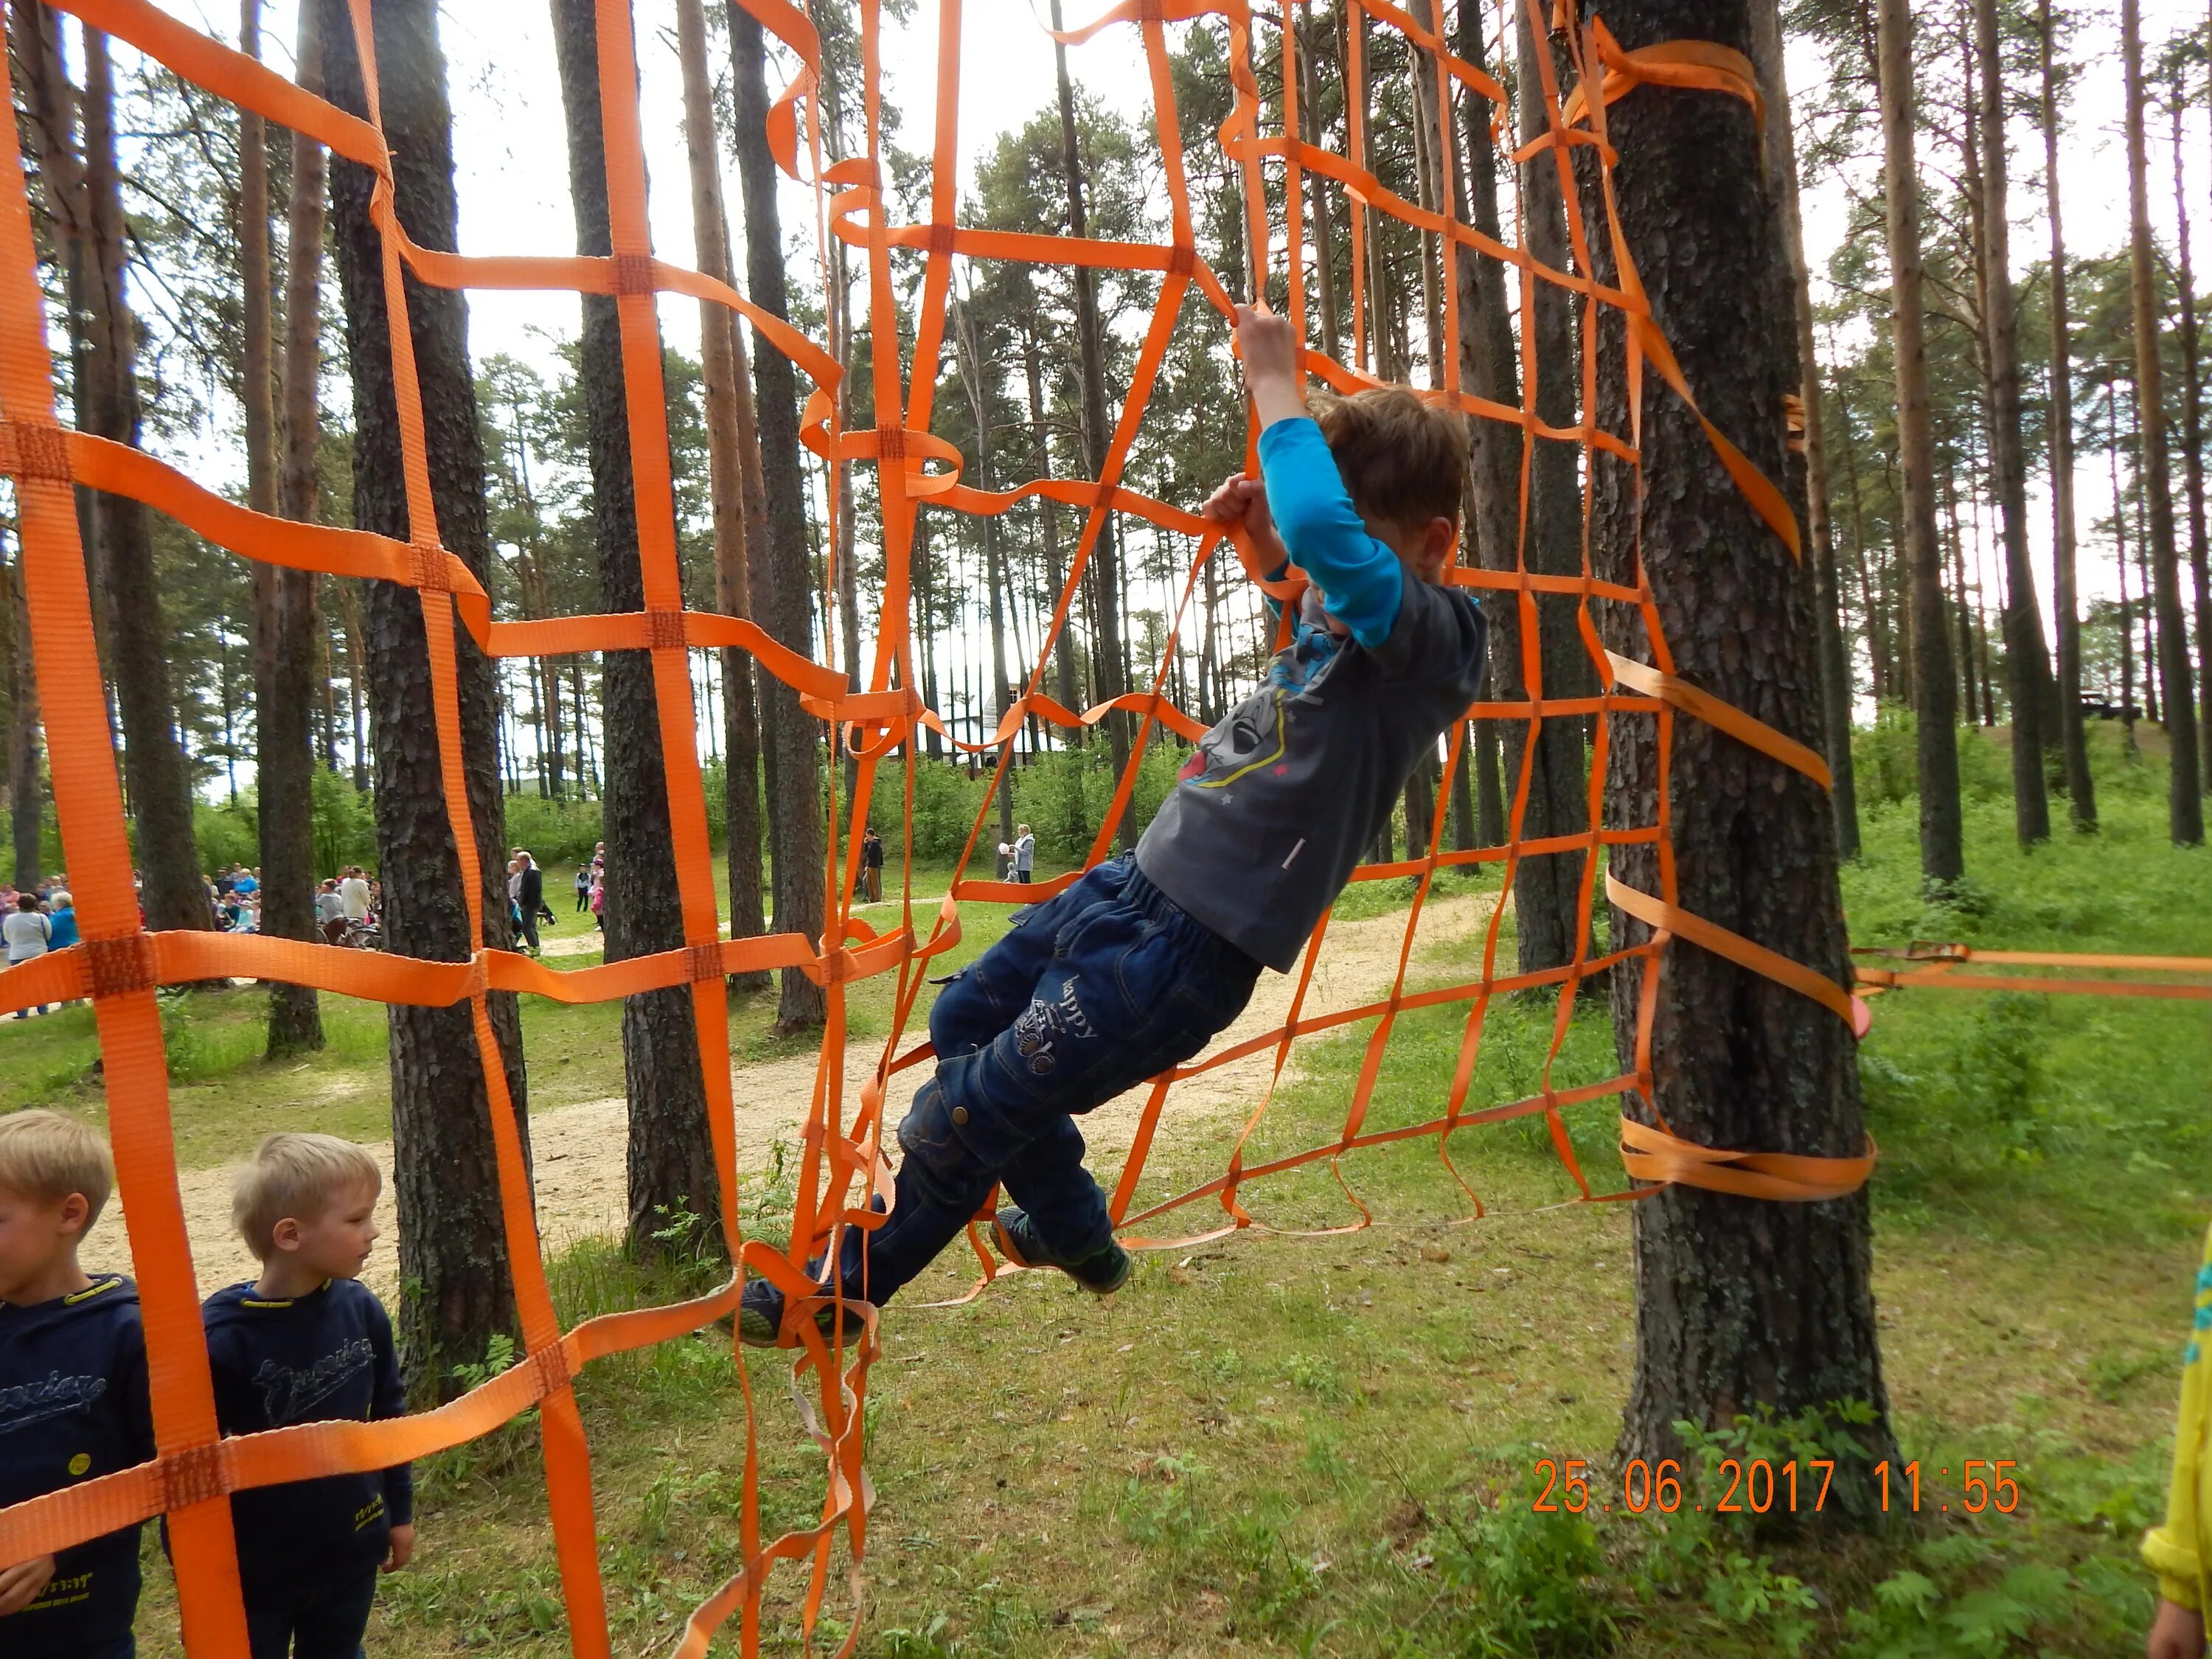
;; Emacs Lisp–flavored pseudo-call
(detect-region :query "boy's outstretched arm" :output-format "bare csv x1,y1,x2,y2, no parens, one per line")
1232,305,1402,647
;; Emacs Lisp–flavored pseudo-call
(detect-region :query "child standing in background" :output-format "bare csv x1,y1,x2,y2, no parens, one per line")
204,1134,414,1659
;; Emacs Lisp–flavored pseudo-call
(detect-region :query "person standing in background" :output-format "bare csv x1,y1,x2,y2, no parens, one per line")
1013,824,1035,885
574,864,592,912
4,894,52,1018
862,826,885,904
512,852,544,956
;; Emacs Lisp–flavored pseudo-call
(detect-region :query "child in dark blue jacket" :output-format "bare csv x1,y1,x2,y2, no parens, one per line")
740,304,1487,1345
206,1133,412,1659
0,1110,155,1659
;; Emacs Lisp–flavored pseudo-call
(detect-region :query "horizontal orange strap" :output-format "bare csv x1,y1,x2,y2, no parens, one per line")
1607,873,1860,1030
1852,942,2212,974
1854,966,2212,1002
0,1279,742,1566
1619,1116,1873,1202
1605,652,1831,787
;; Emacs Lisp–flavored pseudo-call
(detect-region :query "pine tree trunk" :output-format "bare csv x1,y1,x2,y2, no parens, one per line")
1050,0,1133,833
1297,2,1340,365
1752,0,1859,857
953,299,1019,853
2122,0,2205,838
2039,0,2096,827
1587,0,1895,1500
549,0,720,1261
4,557,38,889
77,32,209,934
243,0,324,1055
1450,0,1514,860
1972,0,2053,841
728,0,828,1030
2173,77,2212,792
673,0,768,987
1877,0,1964,888
1023,318,1085,745
320,0,528,1394
1509,0,1596,975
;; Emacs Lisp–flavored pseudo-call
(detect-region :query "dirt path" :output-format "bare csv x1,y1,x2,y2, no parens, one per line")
141,890,1497,1298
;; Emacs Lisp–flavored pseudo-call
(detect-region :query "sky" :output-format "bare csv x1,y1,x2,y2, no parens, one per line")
98,0,2212,771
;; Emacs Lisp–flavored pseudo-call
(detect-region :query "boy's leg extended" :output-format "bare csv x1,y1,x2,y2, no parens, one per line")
286,1571,377,1659
845,863,1257,1304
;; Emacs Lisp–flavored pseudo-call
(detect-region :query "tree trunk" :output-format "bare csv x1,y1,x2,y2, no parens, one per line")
243,0,325,1055
4,555,38,889
1877,0,1964,888
1049,0,1133,838
2039,0,2096,827
1587,0,1894,1499
1507,0,1596,975
549,0,720,1260
1022,317,1085,745
728,0,828,1030
321,0,528,1393
1450,0,1514,860
953,298,1018,854
75,32,209,933
1297,2,1340,364
1972,0,2053,841
2174,73,2212,791
2122,0,2205,838
674,0,768,988
1752,0,1859,857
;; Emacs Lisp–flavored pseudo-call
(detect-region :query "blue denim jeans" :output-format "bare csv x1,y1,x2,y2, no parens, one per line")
244,1569,377,1659
832,857,1260,1306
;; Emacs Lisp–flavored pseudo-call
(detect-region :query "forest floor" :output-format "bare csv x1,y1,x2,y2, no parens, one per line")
4,724,2205,1656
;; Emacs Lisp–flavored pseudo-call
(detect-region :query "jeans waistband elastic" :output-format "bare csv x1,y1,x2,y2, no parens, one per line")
1120,858,1262,978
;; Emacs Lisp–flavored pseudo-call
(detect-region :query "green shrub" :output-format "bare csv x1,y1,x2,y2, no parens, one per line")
501,792,604,870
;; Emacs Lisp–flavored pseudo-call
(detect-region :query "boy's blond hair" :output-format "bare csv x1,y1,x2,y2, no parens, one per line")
0,1110,114,1226
1311,387,1467,535
232,1133,380,1260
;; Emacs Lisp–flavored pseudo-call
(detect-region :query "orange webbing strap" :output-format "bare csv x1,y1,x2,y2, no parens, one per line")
1618,1119,1875,1202
1853,943,2212,1001
0,30,254,1659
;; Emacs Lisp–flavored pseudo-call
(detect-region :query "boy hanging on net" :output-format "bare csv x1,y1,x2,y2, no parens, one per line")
204,1134,413,1659
0,1112,155,1659
741,304,1487,1345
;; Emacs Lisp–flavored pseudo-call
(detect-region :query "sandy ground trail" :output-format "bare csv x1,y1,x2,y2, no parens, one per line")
137,890,1497,1298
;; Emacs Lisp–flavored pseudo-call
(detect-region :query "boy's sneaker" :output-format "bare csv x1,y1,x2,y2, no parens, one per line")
736,1277,871,1349
992,1208,1132,1295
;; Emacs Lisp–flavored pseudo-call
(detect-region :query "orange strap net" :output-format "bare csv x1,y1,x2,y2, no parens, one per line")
0,0,1896,1652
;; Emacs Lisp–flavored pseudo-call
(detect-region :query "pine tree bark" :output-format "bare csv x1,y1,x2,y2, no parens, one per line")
549,0,721,1260
1877,0,1964,887
75,32,209,933
1049,0,1133,838
1450,0,1514,859
1587,0,1895,1498
1507,1,1595,975
953,297,1018,854
320,0,528,1393
2038,0,2096,828
2122,0,2205,838
728,0,828,1030
243,0,324,1055
674,0,768,987
1972,0,2053,841
1752,0,1859,858
1022,316,1085,740
4,556,38,889
2173,75,2212,792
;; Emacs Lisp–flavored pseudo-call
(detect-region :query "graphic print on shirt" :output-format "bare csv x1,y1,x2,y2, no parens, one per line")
0,1368,108,1438
253,1335,373,1425
1178,629,1346,793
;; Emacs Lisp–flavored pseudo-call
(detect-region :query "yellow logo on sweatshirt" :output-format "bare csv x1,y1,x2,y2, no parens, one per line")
67,1452,90,1475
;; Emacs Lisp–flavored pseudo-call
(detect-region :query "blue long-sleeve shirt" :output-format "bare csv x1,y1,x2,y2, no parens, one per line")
1136,417,1486,970
0,1273,156,1659
201,1277,412,1598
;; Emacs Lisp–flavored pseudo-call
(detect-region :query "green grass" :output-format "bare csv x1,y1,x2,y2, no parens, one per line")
32,725,2208,1655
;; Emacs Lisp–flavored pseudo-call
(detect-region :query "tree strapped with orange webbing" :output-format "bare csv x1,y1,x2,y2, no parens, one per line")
0,0,1943,1651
